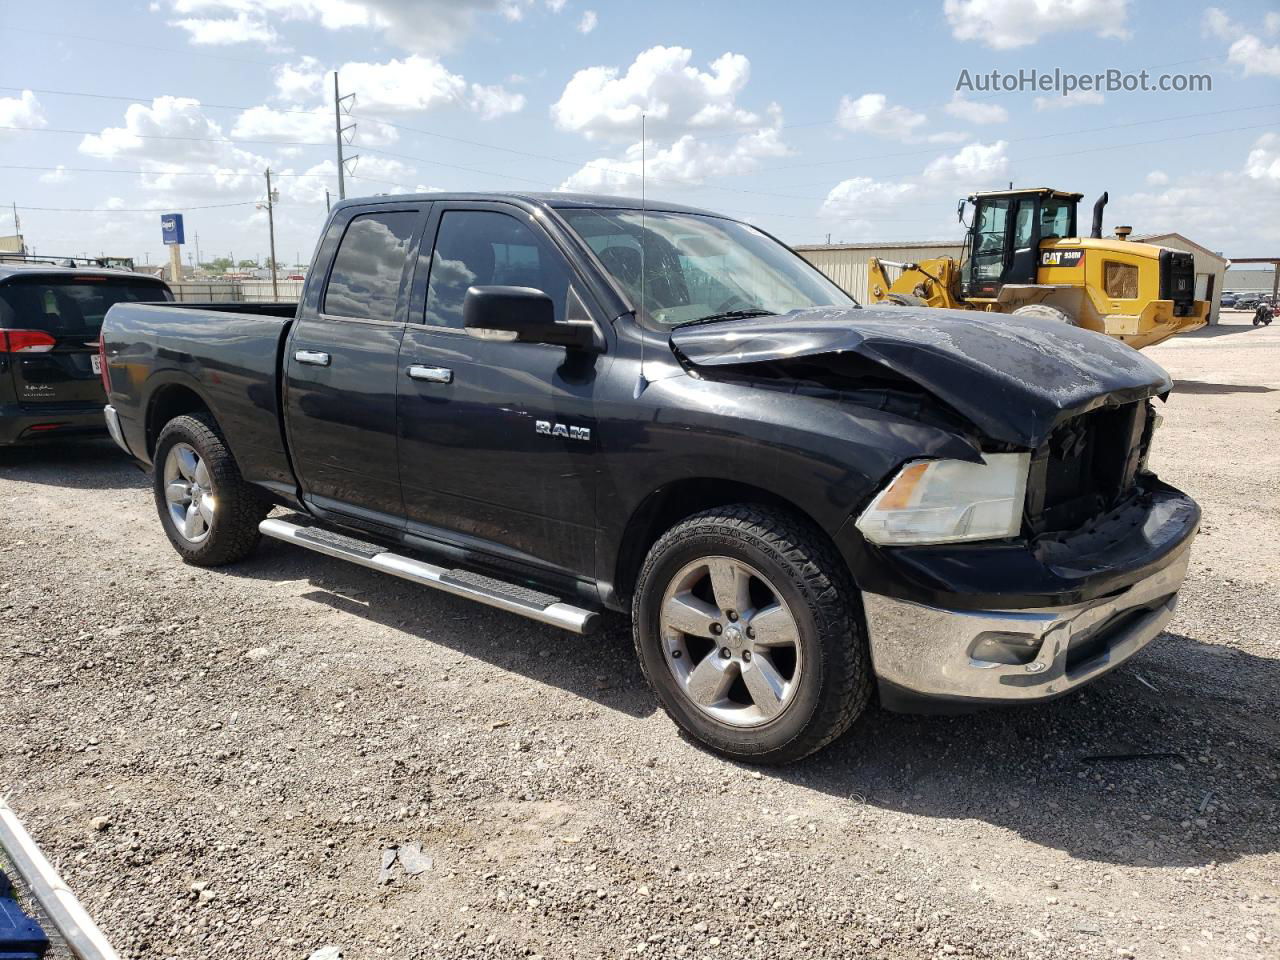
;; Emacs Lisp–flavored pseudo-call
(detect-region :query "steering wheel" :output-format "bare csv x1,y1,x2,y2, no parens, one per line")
713,294,754,313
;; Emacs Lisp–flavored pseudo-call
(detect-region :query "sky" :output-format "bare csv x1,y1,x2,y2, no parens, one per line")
0,0,1277,270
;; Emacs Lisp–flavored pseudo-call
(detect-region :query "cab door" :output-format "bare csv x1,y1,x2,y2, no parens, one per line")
282,205,427,527
395,201,606,576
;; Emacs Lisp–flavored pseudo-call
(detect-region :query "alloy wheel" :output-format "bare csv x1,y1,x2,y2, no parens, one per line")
163,442,215,543
659,556,803,727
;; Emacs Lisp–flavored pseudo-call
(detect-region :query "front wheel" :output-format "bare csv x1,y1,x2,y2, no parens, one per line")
632,505,872,764
153,413,269,566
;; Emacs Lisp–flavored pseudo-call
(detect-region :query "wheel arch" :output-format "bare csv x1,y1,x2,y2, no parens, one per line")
145,380,215,459
613,478,835,604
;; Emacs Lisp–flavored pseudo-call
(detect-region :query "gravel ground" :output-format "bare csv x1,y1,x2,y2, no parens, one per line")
1,314,1277,960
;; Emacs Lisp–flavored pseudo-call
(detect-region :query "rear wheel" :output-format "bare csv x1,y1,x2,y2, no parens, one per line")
1011,303,1076,325
632,505,872,764
153,413,268,566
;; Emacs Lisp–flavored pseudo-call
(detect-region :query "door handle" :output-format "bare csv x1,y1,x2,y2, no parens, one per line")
407,365,453,384
295,350,331,366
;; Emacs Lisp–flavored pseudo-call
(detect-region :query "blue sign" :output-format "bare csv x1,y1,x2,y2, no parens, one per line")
160,213,185,246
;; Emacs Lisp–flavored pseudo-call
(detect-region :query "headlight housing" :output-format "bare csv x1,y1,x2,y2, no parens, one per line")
856,453,1030,545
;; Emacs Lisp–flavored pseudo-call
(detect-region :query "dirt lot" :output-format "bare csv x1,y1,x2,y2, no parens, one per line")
2,313,1277,960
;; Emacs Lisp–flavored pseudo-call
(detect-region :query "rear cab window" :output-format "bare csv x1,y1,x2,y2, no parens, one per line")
322,211,421,323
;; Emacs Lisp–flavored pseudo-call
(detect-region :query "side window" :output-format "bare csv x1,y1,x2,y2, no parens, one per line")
1013,202,1035,249
323,211,419,323
425,210,571,329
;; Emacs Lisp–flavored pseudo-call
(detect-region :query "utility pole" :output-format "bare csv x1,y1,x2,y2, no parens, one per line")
325,188,331,213
194,231,201,269
263,169,279,302
333,72,357,200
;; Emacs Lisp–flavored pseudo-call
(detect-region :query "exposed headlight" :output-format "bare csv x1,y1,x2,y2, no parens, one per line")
855,453,1030,545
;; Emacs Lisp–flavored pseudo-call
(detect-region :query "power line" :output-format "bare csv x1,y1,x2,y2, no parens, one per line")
14,200,264,213
6,82,1269,198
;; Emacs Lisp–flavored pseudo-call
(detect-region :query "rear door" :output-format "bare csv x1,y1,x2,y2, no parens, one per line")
0,275,171,406
282,204,428,527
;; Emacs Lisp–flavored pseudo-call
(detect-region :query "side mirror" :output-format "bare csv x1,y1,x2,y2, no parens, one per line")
463,285,597,350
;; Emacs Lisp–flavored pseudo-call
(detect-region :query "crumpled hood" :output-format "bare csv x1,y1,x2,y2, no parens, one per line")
669,306,1172,448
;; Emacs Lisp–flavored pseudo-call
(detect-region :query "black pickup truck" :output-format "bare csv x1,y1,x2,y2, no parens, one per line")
99,192,1199,763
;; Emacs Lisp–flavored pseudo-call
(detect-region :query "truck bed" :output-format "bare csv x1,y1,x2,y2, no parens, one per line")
100,301,299,502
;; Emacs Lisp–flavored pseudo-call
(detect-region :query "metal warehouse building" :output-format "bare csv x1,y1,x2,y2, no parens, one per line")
794,231,1230,324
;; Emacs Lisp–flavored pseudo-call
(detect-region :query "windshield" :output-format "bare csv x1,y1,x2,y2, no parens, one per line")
557,208,855,328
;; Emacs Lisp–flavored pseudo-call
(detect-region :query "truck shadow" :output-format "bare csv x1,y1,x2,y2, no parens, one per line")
1172,379,1276,395
0,439,144,490
228,537,657,719
224,539,1276,868
780,630,1280,869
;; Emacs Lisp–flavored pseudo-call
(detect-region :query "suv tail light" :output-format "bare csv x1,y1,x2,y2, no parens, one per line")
98,333,112,395
1,330,58,353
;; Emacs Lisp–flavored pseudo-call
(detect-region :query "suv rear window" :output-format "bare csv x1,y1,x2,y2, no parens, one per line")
0,277,172,336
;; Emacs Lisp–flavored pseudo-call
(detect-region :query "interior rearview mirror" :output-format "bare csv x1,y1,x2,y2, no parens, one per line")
463,285,598,350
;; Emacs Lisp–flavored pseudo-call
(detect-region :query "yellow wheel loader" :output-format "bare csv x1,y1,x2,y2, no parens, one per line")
867,188,1208,349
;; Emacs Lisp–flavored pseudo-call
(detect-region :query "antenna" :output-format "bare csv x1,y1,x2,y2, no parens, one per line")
640,113,647,326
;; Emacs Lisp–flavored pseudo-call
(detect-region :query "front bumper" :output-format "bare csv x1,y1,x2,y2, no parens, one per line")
863,542,1190,712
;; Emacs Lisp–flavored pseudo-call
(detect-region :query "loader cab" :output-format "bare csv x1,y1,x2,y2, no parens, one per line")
963,188,1081,300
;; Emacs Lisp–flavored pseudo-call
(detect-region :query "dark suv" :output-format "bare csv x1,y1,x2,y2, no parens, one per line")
0,264,172,445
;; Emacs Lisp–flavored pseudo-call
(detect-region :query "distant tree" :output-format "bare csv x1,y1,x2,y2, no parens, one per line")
205,257,233,272
237,259,257,269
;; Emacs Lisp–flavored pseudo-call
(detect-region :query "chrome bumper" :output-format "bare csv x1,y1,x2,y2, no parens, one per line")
103,404,130,455
862,547,1191,706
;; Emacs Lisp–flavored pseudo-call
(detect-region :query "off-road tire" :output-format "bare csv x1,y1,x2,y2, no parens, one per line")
883,293,929,307
632,504,872,764
1011,303,1076,325
153,413,268,566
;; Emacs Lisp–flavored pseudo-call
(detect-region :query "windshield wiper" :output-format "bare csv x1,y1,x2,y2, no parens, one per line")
675,309,774,328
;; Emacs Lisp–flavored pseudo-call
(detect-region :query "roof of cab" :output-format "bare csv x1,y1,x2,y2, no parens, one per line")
329,191,725,219
0,263,168,284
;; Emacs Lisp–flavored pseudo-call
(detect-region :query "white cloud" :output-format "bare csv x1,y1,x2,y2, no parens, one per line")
39,165,71,185
1034,90,1106,110
231,104,398,146
1204,7,1280,77
545,0,566,11
1120,140,1280,252
945,0,1129,49
338,55,468,113
162,0,506,54
1245,133,1280,183
836,93,926,141
944,94,1007,125
1146,170,1169,186
558,125,789,194
168,11,281,46
820,177,917,228
0,90,47,137
274,56,325,100
552,46,761,141
469,83,526,120
77,97,271,200
923,140,1009,183
578,9,597,33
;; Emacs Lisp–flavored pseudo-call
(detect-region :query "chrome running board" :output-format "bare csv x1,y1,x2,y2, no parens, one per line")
259,516,600,635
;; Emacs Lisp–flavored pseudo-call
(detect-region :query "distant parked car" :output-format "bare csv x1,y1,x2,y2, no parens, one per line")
1234,294,1261,311
1219,293,1237,309
1,264,172,445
